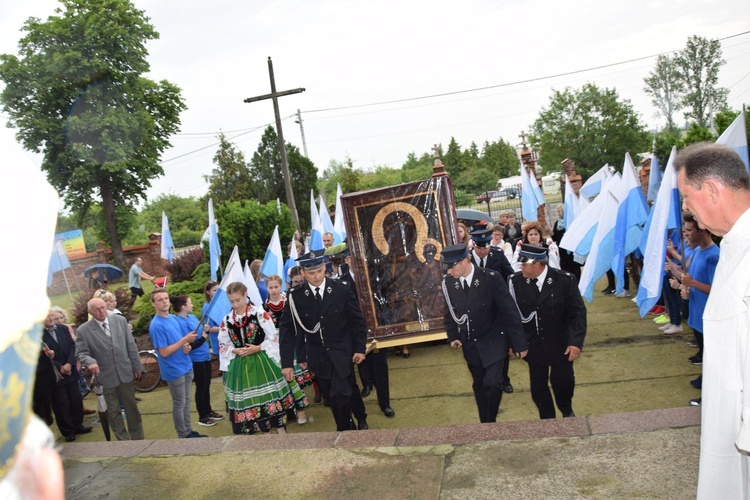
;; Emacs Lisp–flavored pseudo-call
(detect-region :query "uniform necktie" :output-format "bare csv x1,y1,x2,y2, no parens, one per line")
315,287,322,303
530,278,540,299
480,258,485,268
462,278,469,296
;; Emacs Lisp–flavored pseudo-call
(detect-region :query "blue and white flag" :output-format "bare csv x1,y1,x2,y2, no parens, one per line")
202,246,245,327
332,183,346,245
309,190,324,251
161,211,175,264
636,147,681,317
283,236,299,282
647,154,662,203
260,226,285,292
580,164,611,200
578,174,625,301
207,198,222,281
243,259,264,307
560,173,619,258
521,164,541,221
611,153,649,294
47,239,71,286
319,195,334,237
716,109,749,172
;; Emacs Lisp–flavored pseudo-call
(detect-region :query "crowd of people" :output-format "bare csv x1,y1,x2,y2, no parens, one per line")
30,142,750,498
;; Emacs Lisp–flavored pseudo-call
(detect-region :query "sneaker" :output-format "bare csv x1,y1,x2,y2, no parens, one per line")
689,356,703,365
186,431,208,438
649,305,666,315
658,324,672,332
663,324,684,334
631,297,638,303
687,340,699,348
615,290,632,298
601,287,615,294
208,411,224,421
654,315,670,325
689,398,702,406
198,418,217,427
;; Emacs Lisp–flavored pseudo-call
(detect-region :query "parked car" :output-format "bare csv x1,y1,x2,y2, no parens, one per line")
476,190,499,203
500,187,521,199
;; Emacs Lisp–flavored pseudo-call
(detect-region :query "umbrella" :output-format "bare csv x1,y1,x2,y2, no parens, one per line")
83,263,123,282
89,374,111,441
456,208,491,224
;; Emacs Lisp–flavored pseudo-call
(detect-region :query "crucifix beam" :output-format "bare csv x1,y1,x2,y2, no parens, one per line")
244,57,306,234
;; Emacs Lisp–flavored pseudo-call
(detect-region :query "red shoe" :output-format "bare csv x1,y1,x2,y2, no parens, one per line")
648,305,665,315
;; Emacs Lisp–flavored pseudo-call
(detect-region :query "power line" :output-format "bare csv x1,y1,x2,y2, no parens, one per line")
302,30,750,114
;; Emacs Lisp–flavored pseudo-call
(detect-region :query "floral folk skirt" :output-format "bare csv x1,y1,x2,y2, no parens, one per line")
224,351,294,434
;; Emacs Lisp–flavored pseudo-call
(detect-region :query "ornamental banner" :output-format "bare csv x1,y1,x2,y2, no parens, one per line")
341,175,457,340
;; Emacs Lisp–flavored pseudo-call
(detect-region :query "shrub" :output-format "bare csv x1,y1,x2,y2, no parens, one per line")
70,288,136,328
166,247,205,283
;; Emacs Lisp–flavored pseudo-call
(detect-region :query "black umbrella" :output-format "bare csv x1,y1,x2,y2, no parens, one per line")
456,208,491,224
83,263,123,282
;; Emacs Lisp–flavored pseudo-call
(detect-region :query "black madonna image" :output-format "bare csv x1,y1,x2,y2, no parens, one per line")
342,175,457,339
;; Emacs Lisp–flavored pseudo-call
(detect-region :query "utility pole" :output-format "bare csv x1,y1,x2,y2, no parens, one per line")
244,57,305,234
295,109,309,158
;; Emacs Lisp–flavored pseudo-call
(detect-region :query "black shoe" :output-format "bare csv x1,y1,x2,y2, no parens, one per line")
65,434,76,442
361,385,373,398
323,398,331,407
135,397,143,402
690,376,702,389
689,398,702,406
502,383,514,394
402,352,411,359
357,418,369,430
382,407,395,417
314,394,322,404
601,287,615,294
563,411,576,418
75,426,93,435
689,356,703,365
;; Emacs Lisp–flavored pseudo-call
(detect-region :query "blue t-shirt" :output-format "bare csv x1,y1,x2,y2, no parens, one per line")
202,302,221,357
686,244,720,333
149,314,193,381
175,314,210,363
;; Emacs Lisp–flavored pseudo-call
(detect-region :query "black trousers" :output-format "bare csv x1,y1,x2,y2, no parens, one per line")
501,356,511,385
51,380,84,436
467,360,504,423
33,372,55,426
192,360,213,419
526,360,575,419
317,370,367,431
357,350,391,409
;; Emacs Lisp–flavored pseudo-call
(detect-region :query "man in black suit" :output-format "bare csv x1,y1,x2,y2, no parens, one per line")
469,227,516,394
441,243,528,423
41,310,92,441
341,251,396,418
509,244,587,419
280,252,369,431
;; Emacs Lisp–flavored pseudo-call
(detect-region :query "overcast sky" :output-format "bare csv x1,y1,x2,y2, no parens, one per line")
2,0,749,205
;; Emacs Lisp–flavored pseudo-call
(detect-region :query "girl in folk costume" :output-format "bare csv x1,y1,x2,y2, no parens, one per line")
219,281,294,434
510,221,561,272
263,274,310,424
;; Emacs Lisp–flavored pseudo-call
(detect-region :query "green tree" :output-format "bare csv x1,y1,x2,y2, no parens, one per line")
481,138,519,178
675,35,728,127
319,157,361,205
216,200,296,263
643,54,685,131
358,166,403,190
204,133,255,203
138,194,205,247
0,0,186,268
529,83,650,178
249,126,318,231
652,129,682,167
400,152,433,183
442,137,465,177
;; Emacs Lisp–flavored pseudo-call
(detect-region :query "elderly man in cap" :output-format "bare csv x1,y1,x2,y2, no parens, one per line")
509,244,586,419
441,242,527,423
76,297,144,440
279,251,369,431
